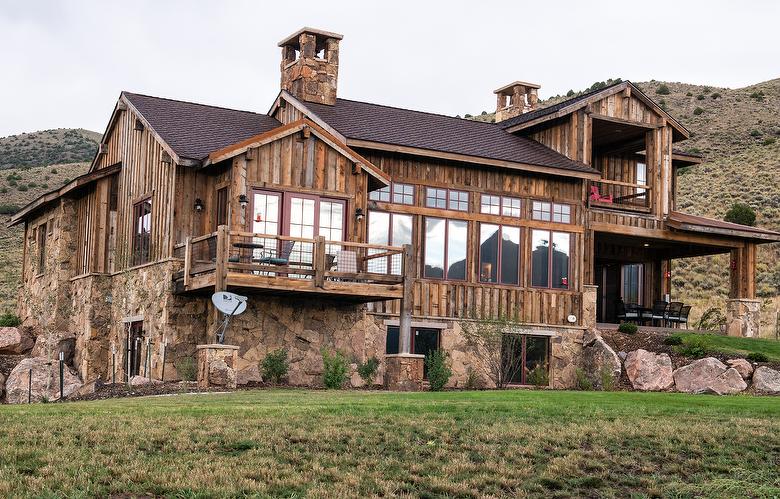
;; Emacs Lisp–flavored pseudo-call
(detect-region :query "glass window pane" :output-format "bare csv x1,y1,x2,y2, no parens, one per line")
393,183,414,205
390,214,413,275
502,197,521,217
370,185,390,202
449,190,468,211
552,203,571,224
479,224,499,283
385,326,400,355
367,211,390,274
532,201,551,221
525,336,549,383
531,230,550,287
502,334,524,384
501,226,520,285
551,232,570,289
447,220,468,279
424,217,445,278
481,195,500,215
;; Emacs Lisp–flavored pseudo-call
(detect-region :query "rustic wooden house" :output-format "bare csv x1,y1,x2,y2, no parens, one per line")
11,27,780,389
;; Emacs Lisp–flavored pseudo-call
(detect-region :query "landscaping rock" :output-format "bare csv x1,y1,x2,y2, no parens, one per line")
129,376,161,387
618,351,627,362
236,364,262,386
208,359,236,388
624,349,674,391
5,357,82,403
753,366,780,395
0,327,35,355
726,358,754,380
582,329,601,347
582,337,621,389
673,358,747,395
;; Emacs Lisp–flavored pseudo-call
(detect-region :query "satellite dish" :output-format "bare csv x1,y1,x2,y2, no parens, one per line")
211,292,248,344
211,292,248,316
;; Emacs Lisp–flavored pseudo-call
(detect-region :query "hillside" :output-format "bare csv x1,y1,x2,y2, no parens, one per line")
0,128,100,170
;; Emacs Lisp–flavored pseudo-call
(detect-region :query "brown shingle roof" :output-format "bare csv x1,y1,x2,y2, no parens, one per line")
303,98,599,175
123,92,281,161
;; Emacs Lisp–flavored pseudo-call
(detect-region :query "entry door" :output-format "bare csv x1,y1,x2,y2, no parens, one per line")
621,264,643,306
128,321,144,377
285,194,345,268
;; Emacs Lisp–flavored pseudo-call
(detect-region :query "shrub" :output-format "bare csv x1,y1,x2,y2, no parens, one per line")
575,368,593,391
664,334,684,346
763,138,776,146
710,92,721,99
655,84,671,95
17,184,28,191
176,357,197,381
693,107,704,115
356,356,379,387
425,350,452,391
675,336,707,358
750,130,762,137
321,349,349,389
464,367,482,390
527,364,549,387
50,168,58,174
0,204,20,215
724,202,756,226
696,94,705,100
686,91,693,97
618,322,638,335
599,365,616,391
262,349,289,384
0,312,21,327
750,90,765,101
746,352,769,363
695,307,726,331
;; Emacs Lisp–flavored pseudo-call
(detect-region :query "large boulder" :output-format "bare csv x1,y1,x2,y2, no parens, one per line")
31,331,76,366
624,349,674,391
726,358,754,380
209,359,236,389
5,357,82,404
129,376,162,387
753,366,780,395
673,357,747,395
236,364,262,386
0,327,35,354
582,335,621,389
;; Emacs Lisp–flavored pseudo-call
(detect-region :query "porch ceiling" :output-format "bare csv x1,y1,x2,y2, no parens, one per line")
591,116,653,156
594,231,732,263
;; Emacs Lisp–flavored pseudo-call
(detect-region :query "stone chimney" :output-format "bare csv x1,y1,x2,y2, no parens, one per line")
493,81,541,122
279,27,343,106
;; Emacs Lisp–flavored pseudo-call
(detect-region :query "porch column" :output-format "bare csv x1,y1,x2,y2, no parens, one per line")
385,244,425,390
726,243,760,337
582,284,598,330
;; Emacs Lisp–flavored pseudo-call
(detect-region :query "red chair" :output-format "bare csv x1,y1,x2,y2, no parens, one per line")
589,185,613,203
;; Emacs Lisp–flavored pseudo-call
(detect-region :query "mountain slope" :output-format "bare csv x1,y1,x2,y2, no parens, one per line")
0,128,100,170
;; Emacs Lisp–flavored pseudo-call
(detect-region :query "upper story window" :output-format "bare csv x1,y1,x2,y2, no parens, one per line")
531,229,570,289
636,162,647,200
369,183,415,205
216,187,229,227
479,223,521,285
367,211,413,275
424,217,467,280
37,222,47,275
480,194,522,217
132,198,152,266
426,187,469,211
532,201,571,224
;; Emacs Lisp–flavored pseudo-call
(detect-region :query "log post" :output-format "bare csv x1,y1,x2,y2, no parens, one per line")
183,236,192,290
399,243,415,354
215,225,228,292
314,236,326,288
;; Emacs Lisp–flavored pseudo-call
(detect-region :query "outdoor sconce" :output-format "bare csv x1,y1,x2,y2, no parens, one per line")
238,194,248,210
194,198,204,212
355,208,365,222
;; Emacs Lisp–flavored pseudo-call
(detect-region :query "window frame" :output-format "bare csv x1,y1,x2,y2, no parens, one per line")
530,229,571,289
369,182,416,205
37,221,47,275
425,187,469,212
367,210,413,275
478,223,522,285
423,216,468,281
501,334,551,386
132,197,153,266
479,194,522,218
532,200,572,224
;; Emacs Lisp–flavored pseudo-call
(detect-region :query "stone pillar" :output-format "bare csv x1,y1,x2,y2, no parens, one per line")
196,344,239,389
582,284,598,329
725,299,761,338
384,354,425,391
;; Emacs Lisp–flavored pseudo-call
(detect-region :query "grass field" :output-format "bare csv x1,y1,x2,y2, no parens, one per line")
1,390,779,497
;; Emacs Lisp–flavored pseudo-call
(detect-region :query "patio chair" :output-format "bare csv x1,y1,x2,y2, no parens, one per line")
616,299,638,322
668,305,691,329
257,240,295,266
208,236,239,263
589,185,613,203
664,302,684,328
650,300,669,327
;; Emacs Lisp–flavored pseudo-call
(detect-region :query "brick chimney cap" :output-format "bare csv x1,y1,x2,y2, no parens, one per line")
494,81,541,95
278,27,344,47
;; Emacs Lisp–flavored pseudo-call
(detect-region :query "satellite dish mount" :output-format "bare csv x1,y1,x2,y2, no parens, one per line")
210,292,248,344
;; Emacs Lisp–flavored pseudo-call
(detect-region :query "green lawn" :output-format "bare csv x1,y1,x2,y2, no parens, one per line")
1,390,779,497
675,332,780,361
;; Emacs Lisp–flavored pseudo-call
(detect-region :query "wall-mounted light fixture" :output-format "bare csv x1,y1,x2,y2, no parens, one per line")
355,207,365,222
238,194,249,210
194,198,204,212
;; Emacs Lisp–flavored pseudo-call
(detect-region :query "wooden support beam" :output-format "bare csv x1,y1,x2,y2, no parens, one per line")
399,244,415,354
183,236,192,290
214,225,228,292
314,236,326,288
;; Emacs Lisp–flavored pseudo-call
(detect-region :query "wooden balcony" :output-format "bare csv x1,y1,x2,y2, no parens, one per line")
172,227,407,302
588,179,652,213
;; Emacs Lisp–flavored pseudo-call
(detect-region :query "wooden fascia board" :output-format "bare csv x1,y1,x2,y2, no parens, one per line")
665,219,780,242
625,83,690,139
277,91,347,142
590,221,741,248
671,153,703,165
590,113,660,129
9,162,122,226
346,138,602,181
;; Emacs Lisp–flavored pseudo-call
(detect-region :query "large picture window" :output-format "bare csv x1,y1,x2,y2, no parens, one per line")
424,217,467,280
479,224,521,285
502,335,550,385
367,211,412,274
132,198,152,266
531,229,570,289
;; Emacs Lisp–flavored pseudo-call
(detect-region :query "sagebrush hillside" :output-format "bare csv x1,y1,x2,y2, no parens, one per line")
0,128,100,170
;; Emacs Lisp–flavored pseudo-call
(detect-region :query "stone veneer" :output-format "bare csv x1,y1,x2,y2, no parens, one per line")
725,298,761,338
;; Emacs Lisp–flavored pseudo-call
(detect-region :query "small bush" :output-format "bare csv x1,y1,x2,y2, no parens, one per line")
746,352,769,363
686,91,693,97
176,357,197,381
0,204,20,215
724,202,756,226
17,184,29,191
763,138,776,146
356,356,379,387
262,349,289,384
50,168,58,174
696,94,705,100
464,367,482,390
618,322,638,335
599,365,616,392
575,368,593,391
750,90,765,101
0,312,21,327
527,364,549,387
695,307,726,331
322,349,349,389
675,336,707,358
425,350,452,392
693,107,704,115
655,84,671,95
664,334,684,346
750,130,762,137
710,92,721,99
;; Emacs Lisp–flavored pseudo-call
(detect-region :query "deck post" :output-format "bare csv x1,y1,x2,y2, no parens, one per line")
399,243,414,354
183,236,192,290
727,242,760,337
215,225,228,292
314,236,326,288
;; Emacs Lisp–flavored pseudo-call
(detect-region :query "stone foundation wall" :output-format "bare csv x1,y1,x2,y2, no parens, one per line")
726,299,761,338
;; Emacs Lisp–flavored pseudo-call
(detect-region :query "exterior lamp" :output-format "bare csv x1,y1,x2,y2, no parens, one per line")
238,194,248,210
194,198,204,212
355,207,365,222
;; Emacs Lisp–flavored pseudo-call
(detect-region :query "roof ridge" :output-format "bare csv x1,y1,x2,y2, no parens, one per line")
122,91,267,116
333,97,503,129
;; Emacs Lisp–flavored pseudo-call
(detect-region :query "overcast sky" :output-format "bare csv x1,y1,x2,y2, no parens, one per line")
1,0,778,137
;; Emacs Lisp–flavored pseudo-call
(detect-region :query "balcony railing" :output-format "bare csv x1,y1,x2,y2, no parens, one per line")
588,179,651,212
173,227,406,301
